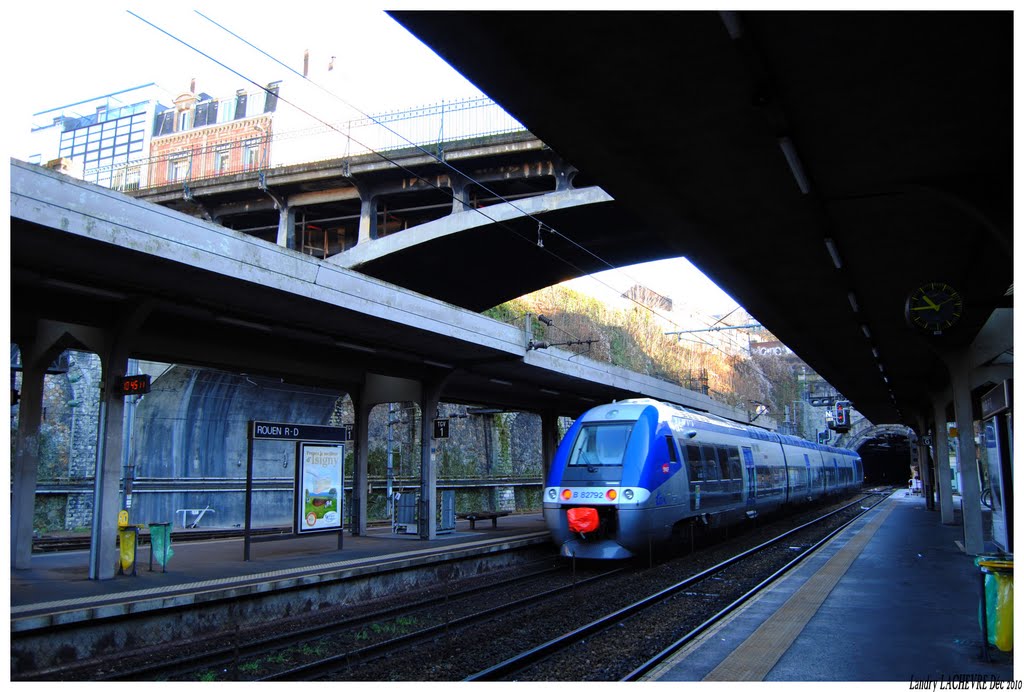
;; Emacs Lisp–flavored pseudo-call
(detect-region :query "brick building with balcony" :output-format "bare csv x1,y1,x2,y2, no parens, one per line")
147,79,280,187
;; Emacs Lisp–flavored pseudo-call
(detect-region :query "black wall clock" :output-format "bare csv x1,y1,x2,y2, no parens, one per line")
905,282,963,335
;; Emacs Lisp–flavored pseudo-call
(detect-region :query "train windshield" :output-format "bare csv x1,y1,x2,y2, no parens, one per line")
568,423,632,467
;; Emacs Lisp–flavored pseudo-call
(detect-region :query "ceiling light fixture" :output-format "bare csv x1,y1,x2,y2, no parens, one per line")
778,136,811,194
216,316,272,333
334,340,376,353
824,238,842,269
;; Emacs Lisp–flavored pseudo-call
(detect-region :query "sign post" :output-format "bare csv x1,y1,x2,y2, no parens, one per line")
244,420,352,561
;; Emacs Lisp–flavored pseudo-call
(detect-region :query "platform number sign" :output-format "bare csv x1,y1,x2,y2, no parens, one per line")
433,419,450,439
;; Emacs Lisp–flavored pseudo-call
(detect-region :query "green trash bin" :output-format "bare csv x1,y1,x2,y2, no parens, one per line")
148,522,174,573
976,556,1013,654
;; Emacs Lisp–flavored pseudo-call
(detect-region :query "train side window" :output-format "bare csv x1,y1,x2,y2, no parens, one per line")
685,444,704,481
701,445,720,482
727,447,742,480
665,436,679,463
714,447,730,482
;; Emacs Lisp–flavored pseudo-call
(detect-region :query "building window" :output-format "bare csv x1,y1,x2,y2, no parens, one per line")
113,166,142,192
169,157,189,182
178,110,191,132
215,149,230,174
244,143,259,170
123,167,141,191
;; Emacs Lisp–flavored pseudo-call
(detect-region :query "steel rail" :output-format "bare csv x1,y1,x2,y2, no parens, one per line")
466,492,890,681
623,488,895,680
259,566,625,681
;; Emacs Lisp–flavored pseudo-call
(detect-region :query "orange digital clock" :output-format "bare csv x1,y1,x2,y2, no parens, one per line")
116,374,151,395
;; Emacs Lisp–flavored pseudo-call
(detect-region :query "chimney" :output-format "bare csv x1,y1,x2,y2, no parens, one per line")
303,49,309,77
190,78,196,94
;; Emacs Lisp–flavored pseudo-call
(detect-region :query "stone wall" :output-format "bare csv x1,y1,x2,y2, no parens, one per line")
15,353,550,534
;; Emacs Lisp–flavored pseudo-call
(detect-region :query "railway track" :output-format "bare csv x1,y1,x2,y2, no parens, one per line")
17,558,616,682
255,493,890,681
476,489,894,681
257,564,625,682
22,490,891,682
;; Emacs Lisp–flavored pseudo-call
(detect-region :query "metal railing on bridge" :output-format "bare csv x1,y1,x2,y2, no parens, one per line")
84,96,528,193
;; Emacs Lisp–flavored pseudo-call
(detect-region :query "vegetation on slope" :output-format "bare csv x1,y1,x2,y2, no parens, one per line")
483,285,804,429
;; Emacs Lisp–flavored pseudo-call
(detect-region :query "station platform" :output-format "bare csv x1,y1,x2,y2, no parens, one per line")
643,491,1015,683
11,512,551,633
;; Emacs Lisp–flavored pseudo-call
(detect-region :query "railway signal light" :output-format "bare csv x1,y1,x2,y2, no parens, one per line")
835,400,851,428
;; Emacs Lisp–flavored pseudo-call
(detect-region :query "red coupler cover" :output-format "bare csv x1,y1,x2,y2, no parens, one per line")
567,507,600,534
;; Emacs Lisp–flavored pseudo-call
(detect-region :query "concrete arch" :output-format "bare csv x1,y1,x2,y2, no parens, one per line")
841,423,915,452
329,185,613,270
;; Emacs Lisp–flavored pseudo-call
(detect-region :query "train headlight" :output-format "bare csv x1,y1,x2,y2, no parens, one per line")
561,488,573,501
547,488,557,501
606,489,617,501
623,489,634,500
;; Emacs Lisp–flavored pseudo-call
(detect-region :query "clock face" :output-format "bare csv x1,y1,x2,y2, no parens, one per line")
905,282,963,334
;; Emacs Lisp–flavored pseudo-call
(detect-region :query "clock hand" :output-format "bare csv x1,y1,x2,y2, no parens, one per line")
911,304,940,311
920,295,940,309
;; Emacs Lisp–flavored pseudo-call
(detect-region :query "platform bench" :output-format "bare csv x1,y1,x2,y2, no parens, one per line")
457,512,509,529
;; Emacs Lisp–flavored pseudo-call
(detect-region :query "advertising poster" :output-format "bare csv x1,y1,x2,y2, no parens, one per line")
297,443,344,533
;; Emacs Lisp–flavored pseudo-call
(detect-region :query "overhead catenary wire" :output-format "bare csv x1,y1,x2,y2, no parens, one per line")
193,10,742,346
178,11,749,358
129,10,748,359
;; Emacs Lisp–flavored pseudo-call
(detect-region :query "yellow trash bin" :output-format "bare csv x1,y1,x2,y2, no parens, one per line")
976,557,1013,653
117,510,138,576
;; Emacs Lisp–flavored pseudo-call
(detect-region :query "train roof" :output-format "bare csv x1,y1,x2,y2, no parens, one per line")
599,398,861,458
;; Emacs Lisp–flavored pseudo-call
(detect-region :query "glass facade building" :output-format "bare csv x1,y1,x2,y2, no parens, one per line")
29,83,168,190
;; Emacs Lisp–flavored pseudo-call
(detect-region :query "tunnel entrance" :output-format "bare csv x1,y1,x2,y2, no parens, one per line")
856,432,913,486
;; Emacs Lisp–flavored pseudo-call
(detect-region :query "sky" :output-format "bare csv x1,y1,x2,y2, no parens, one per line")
4,1,742,318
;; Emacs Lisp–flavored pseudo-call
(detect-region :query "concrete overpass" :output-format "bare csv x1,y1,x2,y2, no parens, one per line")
130,131,651,309
10,158,751,578
391,10,1013,554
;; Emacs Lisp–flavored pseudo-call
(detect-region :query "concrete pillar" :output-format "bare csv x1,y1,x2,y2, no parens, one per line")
554,163,577,192
450,176,473,213
358,194,378,244
90,347,129,580
276,204,296,250
914,415,932,509
932,399,955,524
540,411,561,482
351,388,371,536
11,329,68,570
84,305,151,579
418,381,442,540
946,350,985,554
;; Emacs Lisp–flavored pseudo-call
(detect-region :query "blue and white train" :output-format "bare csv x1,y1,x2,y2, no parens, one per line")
543,398,863,559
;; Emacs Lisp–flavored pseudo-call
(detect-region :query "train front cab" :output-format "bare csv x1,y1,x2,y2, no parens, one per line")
544,403,683,559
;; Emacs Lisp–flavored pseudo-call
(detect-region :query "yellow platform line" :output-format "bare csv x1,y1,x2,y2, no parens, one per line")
703,499,896,681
